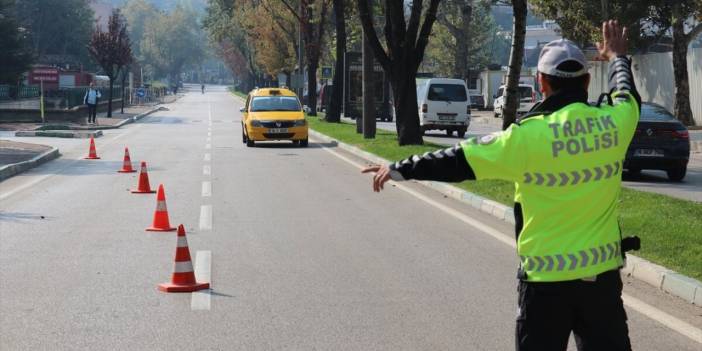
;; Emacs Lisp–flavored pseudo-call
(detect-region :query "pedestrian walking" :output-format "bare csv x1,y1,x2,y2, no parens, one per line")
84,82,101,125
362,21,640,351
201,84,205,94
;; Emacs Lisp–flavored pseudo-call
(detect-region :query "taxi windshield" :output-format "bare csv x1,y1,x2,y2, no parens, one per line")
250,96,301,112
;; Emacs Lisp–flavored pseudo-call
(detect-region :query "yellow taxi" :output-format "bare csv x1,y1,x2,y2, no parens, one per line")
240,88,308,147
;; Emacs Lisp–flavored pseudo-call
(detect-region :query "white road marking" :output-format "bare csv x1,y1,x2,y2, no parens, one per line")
199,205,212,230
201,181,211,197
191,250,212,311
203,165,211,176
205,143,211,149
206,137,211,142
204,153,211,162
207,132,211,137
316,138,702,345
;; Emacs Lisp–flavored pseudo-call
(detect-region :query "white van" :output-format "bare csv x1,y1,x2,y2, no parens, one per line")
493,84,539,118
416,78,471,137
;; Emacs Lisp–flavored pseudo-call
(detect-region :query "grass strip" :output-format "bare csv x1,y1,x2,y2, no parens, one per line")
308,114,702,280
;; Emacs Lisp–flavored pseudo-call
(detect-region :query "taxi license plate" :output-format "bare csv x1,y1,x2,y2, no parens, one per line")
268,128,288,133
438,115,455,121
634,148,664,157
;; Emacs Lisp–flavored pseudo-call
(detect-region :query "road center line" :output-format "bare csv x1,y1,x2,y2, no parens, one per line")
199,205,212,231
203,165,211,176
204,153,211,162
205,143,211,149
191,250,212,311
201,181,211,197
315,138,702,344
207,131,211,137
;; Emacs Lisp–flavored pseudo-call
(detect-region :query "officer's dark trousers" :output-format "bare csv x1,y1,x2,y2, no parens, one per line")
87,104,97,123
516,269,631,351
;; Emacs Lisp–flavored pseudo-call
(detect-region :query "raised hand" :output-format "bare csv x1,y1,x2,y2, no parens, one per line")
596,20,628,61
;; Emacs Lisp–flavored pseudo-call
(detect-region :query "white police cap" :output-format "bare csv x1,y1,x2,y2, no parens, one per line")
537,39,588,78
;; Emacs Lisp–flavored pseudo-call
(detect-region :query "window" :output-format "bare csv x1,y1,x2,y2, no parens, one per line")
427,84,467,102
250,96,301,111
640,104,676,122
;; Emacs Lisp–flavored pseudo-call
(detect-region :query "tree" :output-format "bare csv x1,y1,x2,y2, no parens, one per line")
0,0,33,85
357,0,443,145
501,0,527,130
430,0,496,78
15,0,94,66
121,0,159,60
280,0,331,116
325,0,347,122
140,6,205,86
88,9,133,117
645,1,702,126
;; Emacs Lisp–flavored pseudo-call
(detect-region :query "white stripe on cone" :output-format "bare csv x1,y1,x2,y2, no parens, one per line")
177,236,188,248
156,201,167,212
174,261,194,273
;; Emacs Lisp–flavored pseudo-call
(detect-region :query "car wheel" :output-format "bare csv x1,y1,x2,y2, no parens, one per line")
242,126,247,144
246,139,255,147
457,128,466,138
446,129,453,136
666,166,687,182
388,117,393,122
300,138,309,147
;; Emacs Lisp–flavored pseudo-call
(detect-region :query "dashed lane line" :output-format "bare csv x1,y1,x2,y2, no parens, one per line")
204,153,211,162
191,250,212,310
201,181,212,197
199,205,212,231
205,143,211,149
314,138,702,345
203,165,211,176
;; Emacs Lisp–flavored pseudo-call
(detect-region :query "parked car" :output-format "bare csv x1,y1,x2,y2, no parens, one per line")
416,78,471,137
493,84,538,118
240,88,308,147
624,102,690,181
469,94,485,110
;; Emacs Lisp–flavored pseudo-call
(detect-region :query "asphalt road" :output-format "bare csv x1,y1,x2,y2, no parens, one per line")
1,85,700,350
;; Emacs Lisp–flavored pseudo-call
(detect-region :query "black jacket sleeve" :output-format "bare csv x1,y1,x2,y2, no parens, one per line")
387,143,476,182
608,56,641,110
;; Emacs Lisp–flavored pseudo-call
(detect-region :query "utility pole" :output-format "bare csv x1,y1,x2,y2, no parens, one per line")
361,0,376,138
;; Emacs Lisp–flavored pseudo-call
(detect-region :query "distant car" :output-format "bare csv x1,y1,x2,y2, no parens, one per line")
416,78,471,137
469,94,485,110
493,84,538,118
240,87,308,147
624,102,690,181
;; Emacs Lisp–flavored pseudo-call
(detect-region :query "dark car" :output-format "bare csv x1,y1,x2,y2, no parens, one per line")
624,103,690,181
469,94,485,110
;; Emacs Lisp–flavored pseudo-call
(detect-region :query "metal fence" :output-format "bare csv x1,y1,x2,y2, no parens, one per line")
125,87,171,105
0,85,41,100
588,47,702,125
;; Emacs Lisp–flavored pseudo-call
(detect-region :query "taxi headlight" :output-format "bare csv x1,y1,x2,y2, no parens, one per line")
293,119,307,127
251,120,262,127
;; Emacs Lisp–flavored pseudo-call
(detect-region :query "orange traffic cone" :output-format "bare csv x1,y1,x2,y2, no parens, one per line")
146,184,176,232
131,162,156,193
117,147,136,173
84,136,100,159
158,224,210,292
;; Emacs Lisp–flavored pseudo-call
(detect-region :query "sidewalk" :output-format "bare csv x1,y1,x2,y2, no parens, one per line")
0,105,155,132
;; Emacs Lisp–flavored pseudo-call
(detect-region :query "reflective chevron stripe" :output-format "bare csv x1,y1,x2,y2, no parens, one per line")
521,240,621,273
523,161,622,186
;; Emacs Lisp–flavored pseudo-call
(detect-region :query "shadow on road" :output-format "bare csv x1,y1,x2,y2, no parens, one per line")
0,211,51,222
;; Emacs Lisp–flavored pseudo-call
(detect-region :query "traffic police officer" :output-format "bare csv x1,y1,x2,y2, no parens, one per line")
362,21,640,351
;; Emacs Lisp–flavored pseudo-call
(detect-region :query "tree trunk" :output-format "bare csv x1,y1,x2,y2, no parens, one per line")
391,69,423,145
457,1,472,80
502,0,527,130
107,77,114,117
362,8,376,139
307,61,318,116
671,5,695,126
326,0,346,123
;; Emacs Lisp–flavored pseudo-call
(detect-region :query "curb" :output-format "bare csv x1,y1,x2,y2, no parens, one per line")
308,128,702,306
15,130,103,138
0,146,60,182
111,106,165,128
